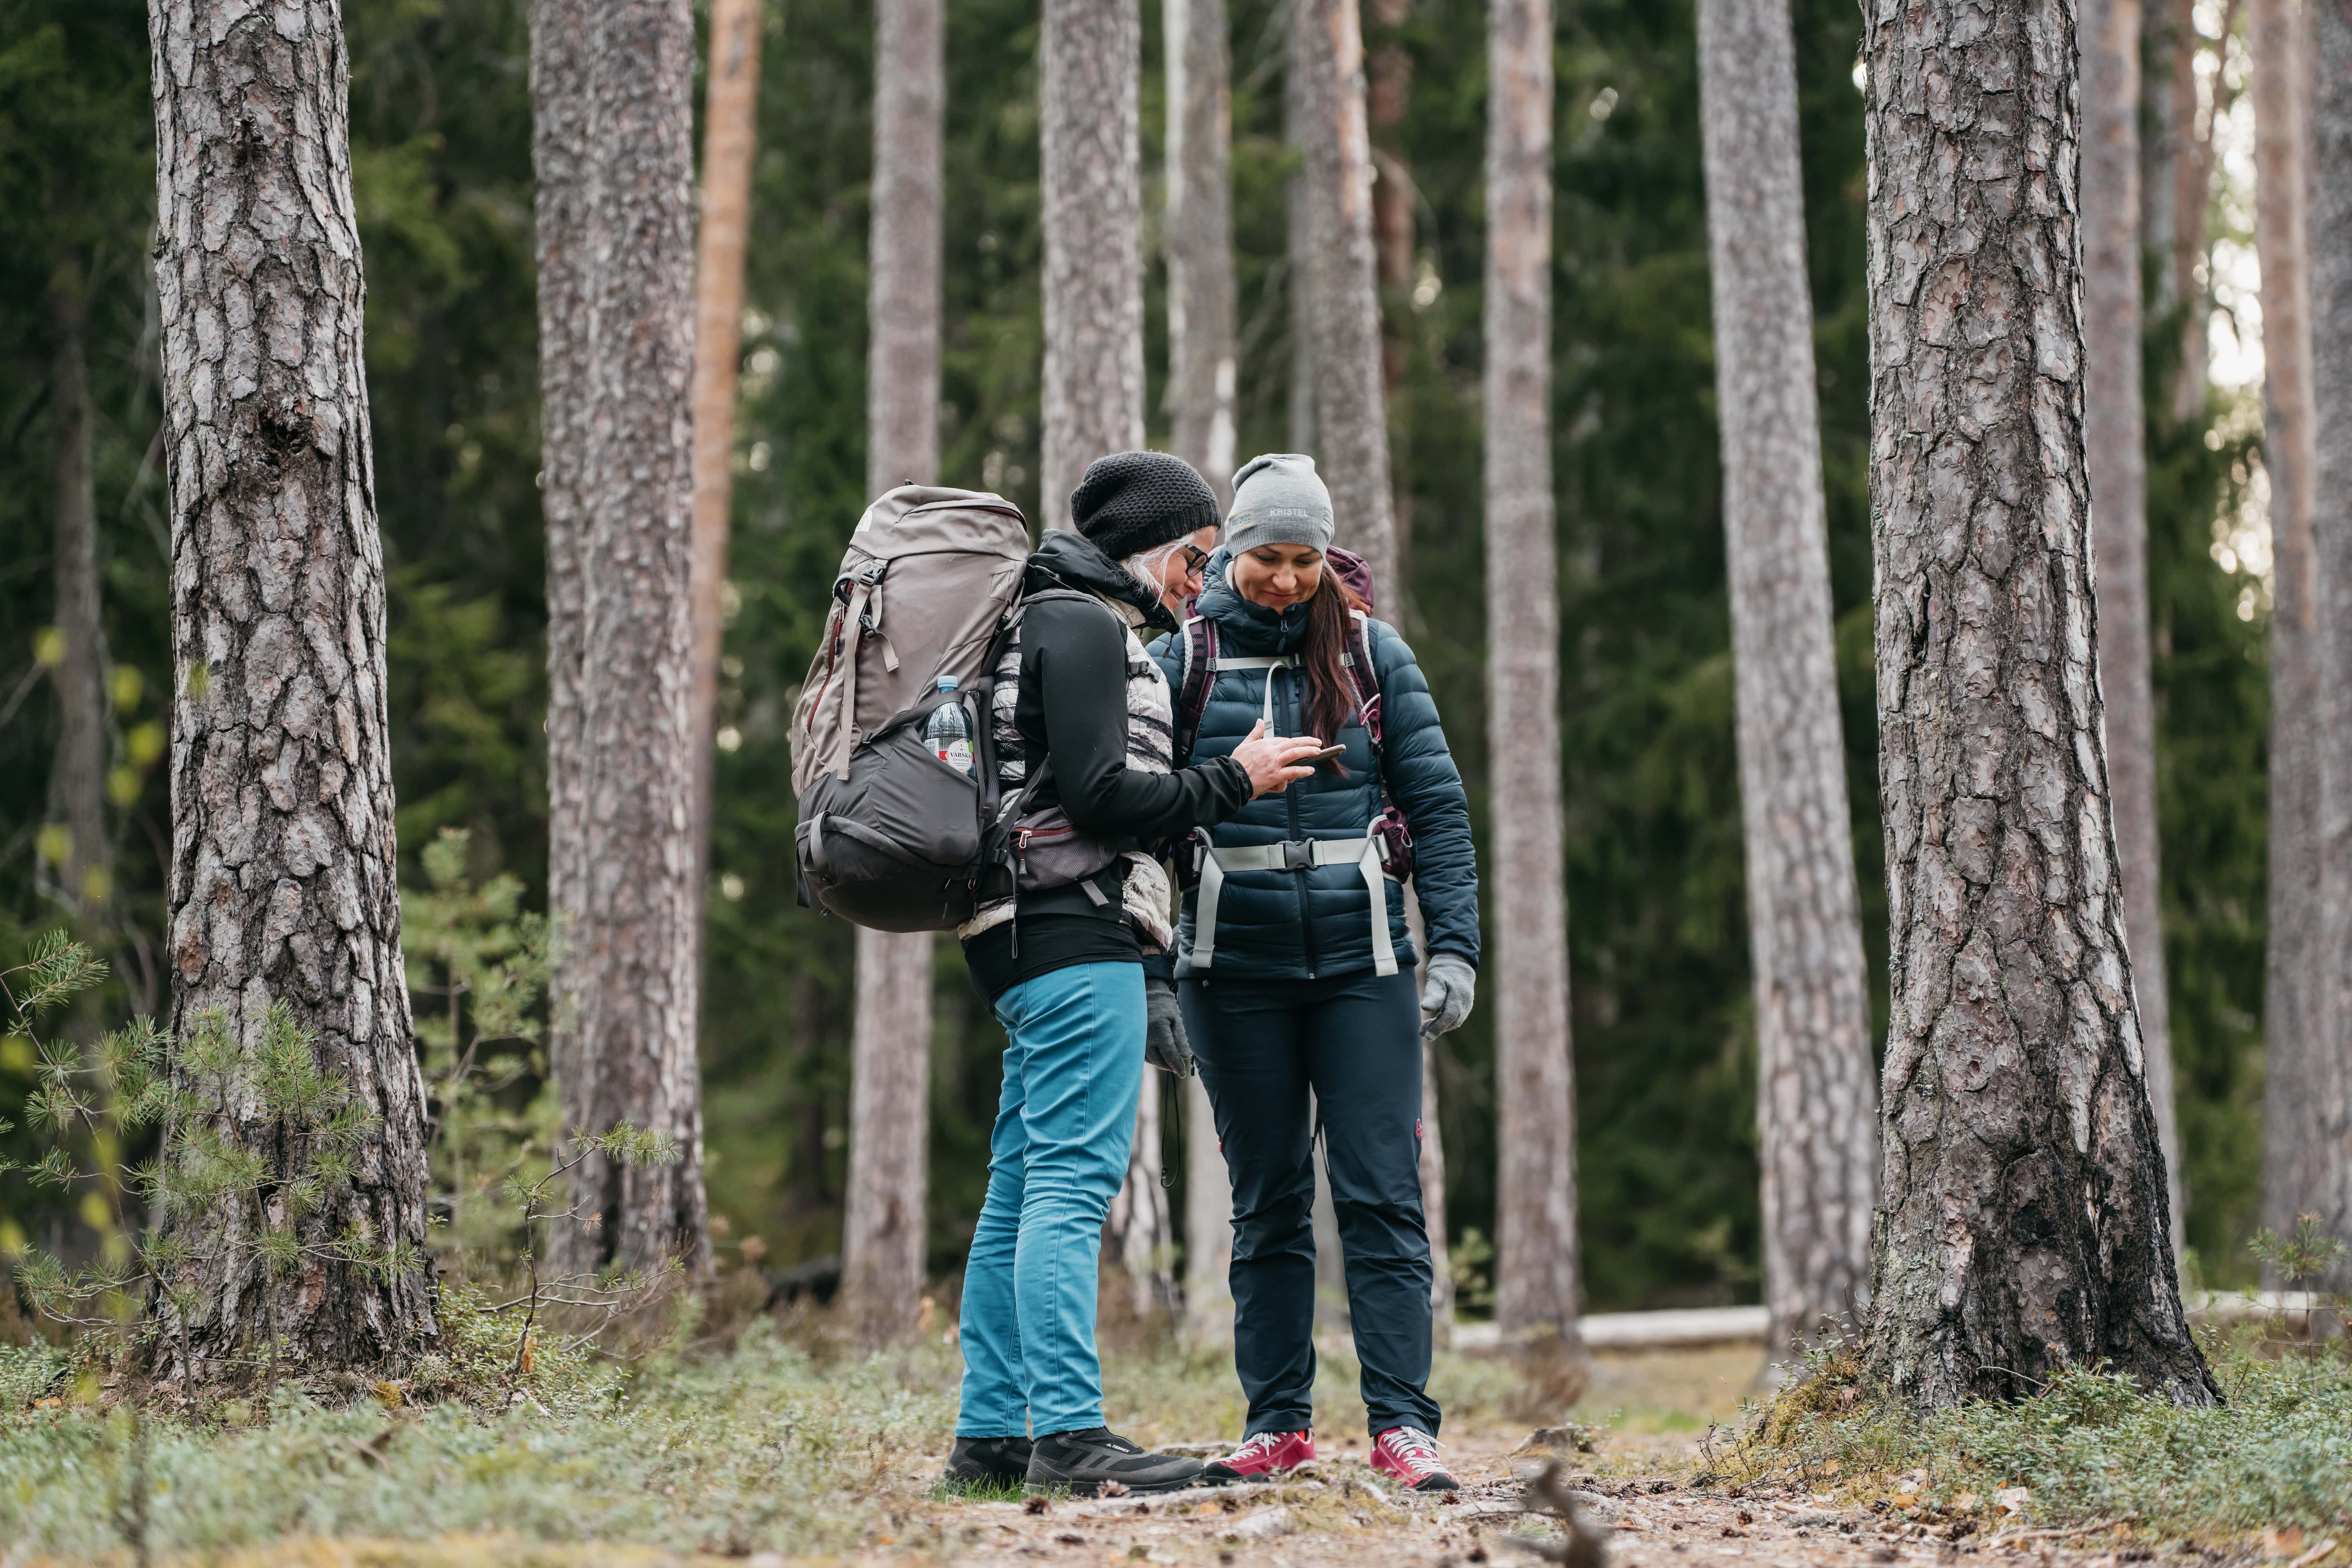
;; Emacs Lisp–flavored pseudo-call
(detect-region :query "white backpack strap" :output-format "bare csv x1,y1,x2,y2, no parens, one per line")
1357,817,1398,977
1191,831,1224,970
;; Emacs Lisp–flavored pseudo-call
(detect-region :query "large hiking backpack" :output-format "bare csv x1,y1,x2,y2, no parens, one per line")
791,486,1030,931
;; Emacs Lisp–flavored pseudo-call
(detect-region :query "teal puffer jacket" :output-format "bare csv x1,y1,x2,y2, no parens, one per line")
1149,553,1480,981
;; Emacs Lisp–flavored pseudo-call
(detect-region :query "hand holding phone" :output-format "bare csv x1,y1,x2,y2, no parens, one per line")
1306,744,1347,763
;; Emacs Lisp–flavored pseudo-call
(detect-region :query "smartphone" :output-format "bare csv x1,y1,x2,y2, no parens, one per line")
1305,744,1347,763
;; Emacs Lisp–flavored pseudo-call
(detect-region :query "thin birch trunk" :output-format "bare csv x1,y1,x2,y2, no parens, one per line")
1165,0,1239,508
1039,0,1144,522
1858,0,2216,1410
46,264,111,916
2304,0,2352,1287
846,0,946,1348
551,0,710,1278
1292,0,1398,607
148,0,435,1374
2252,0,2325,1272
2084,0,2185,1259
687,0,763,913
1696,0,1878,1363
1181,1070,1234,1348
1485,0,1579,1348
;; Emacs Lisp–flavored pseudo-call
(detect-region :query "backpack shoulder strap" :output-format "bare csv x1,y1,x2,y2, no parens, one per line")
1343,610,1382,745
1175,612,1218,766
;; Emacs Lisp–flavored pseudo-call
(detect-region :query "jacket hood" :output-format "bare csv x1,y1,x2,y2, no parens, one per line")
1025,528,1179,634
1192,545,1312,655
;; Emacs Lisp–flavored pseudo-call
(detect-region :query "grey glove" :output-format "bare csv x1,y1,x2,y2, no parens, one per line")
1420,953,1477,1038
1144,975,1195,1076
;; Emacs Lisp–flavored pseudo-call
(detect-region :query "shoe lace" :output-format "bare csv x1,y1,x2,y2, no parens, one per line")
1232,1431,1289,1460
1381,1427,1445,1473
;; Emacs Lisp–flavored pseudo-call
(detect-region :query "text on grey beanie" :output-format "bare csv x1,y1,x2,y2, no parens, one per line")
1225,452,1336,556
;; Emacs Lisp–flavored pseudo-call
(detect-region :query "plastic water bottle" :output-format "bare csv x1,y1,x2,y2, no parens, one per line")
926,676,973,776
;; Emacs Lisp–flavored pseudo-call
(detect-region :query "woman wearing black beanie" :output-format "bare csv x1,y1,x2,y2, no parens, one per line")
944,452,1327,1497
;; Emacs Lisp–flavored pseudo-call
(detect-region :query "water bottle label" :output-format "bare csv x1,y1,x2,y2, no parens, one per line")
940,739,973,773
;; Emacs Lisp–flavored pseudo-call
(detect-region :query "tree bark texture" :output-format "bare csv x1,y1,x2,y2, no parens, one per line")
47,265,112,916
1165,0,1240,508
844,929,933,1336
530,0,592,1224
1697,0,1880,1361
1292,0,1399,607
544,0,709,1279
1284,26,1318,459
1181,1069,1234,1347
687,0,762,885
1108,1076,1176,1319
1039,0,1144,524
844,0,945,1346
1485,0,1580,1341
2303,0,2352,1286
148,0,435,1374
2252,0,2325,1267
2083,0,2185,1258
2168,0,2230,420
1858,0,2216,1410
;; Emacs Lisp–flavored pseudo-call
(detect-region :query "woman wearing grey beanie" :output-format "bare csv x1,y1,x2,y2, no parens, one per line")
1147,453,1482,1494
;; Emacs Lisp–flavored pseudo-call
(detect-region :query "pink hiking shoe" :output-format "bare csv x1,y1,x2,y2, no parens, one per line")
1202,1429,1315,1485
1370,1426,1459,1491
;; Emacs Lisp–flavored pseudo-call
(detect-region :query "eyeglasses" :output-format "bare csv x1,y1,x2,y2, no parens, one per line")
1180,544,1211,574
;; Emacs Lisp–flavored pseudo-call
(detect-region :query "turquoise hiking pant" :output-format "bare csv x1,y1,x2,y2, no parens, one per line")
956,960,1146,1437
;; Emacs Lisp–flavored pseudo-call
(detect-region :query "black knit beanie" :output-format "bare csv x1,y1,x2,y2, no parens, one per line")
1068,450,1221,560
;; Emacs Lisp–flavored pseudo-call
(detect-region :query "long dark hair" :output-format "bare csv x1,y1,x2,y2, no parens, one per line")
1299,568,1368,745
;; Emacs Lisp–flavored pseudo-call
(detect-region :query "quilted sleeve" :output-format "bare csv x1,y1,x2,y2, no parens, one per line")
1372,621,1482,966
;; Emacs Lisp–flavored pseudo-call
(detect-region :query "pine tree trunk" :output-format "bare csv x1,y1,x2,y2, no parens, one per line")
2170,0,2228,422
1292,0,1398,606
1039,0,1144,522
530,0,593,1241
1858,0,2216,1410
46,264,111,917
2083,0,2185,1260
1165,0,1239,508
1108,1078,1176,1319
1697,0,1878,1364
687,0,763,910
1284,27,1318,459
149,0,436,1376
844,0,944,1343
547,0,710,1279
2303,0,2352,1287
2252,0,2325,1273
2141,0,2180,318
1485,0,1579,1346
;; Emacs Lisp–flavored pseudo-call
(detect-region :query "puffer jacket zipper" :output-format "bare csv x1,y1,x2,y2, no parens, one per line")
1277,664,1318,978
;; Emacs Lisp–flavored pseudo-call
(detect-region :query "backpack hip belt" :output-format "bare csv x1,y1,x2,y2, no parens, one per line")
1189,818,1399,978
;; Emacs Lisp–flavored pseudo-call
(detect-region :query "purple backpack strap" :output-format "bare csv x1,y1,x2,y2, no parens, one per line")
1343,609,1382,746
1176,609,1218,765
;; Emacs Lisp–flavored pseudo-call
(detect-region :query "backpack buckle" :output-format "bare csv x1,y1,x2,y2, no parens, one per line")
1279,839,1313,872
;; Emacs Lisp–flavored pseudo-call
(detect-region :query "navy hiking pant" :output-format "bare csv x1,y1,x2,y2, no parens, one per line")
1180,968,1440,1438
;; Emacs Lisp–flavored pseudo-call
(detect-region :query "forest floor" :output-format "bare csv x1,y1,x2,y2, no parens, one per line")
6,1305,2351,1568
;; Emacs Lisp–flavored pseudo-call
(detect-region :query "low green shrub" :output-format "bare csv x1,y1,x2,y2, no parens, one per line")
1728,1332,2352,1539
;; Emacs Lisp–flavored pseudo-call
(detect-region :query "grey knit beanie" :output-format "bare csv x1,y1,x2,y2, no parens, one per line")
1225,453,1335,555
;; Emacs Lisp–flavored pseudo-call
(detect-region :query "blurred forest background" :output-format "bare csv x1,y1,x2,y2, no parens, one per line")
0,0,2269,1308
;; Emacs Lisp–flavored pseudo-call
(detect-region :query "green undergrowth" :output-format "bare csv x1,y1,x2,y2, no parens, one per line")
1724,1332,2352,1541
0,1300,1545,1560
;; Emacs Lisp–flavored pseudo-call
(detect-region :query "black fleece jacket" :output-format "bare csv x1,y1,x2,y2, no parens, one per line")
963,532,1252,1003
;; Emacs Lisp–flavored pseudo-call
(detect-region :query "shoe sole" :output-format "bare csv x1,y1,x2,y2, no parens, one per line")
1025,1472,1208,1497
1200,1465,1298,1486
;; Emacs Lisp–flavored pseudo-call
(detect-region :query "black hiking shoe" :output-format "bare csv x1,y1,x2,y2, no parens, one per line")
943,1434,1035,1491
1026,1426,1205,1496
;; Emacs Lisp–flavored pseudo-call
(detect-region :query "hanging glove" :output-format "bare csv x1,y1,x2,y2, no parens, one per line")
1144,975,1195,1076
1420,952,1477,1038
